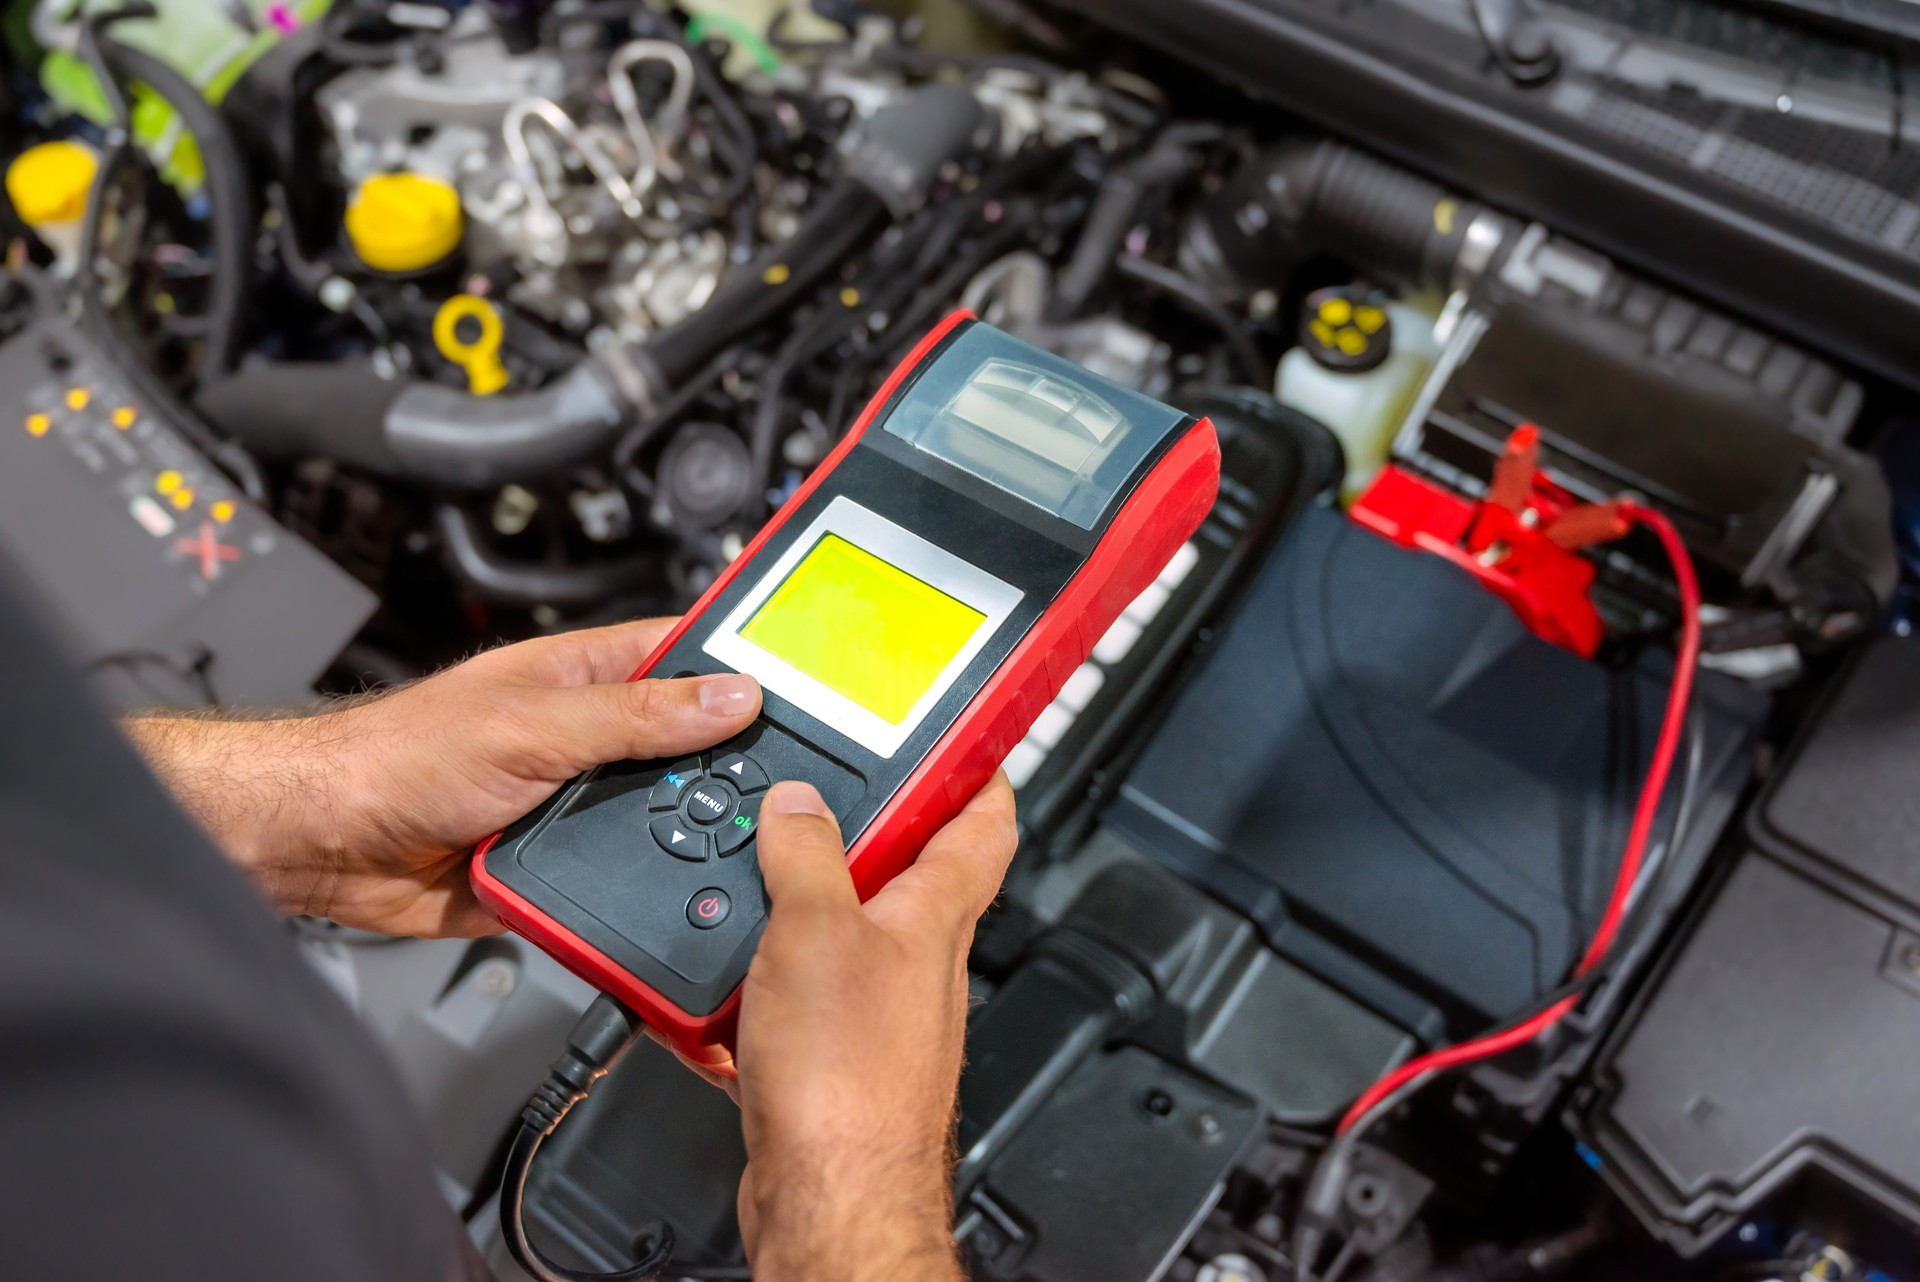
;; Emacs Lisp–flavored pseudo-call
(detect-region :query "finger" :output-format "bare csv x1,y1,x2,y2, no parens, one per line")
339,866,507,940
867,772,1018,940
737,1165,760,1253
754,782,860,919
436,900,509,939
560,618,681,683
481,618,681,688
529,672,761,772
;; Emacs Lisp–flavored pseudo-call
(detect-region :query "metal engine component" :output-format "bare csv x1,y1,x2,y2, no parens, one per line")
315,11,567,189
599,227,728,341
314,11,778,334
654,422,754,531
964,252,1172,393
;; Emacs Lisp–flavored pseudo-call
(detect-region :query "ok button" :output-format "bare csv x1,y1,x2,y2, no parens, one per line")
682,780,736,827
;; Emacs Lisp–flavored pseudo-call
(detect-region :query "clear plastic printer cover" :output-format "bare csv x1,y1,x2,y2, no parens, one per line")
882,324,1186,529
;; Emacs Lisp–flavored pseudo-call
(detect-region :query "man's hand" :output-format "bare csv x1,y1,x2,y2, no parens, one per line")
720,775,1019,1282
126,620,760,937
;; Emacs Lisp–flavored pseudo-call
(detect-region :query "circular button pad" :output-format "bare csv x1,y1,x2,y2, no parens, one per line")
645,749,769,862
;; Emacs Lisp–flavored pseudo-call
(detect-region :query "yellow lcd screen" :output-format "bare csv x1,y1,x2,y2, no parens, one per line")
739,534,989,725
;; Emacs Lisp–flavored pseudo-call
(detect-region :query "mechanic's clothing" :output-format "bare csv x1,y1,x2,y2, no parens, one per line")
0,560,483,1282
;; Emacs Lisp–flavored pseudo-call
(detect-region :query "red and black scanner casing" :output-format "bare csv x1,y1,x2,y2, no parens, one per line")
471,311,1220,1057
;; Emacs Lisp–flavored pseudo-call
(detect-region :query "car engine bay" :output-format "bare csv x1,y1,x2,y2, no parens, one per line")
5,1,1920,1280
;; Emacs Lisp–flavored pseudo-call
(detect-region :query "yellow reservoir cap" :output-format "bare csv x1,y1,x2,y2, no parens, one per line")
6,140,98,227
345,173,464,273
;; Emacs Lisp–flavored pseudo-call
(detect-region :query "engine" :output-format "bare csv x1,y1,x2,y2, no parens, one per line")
5,2,1918,1281
187,2,1168,665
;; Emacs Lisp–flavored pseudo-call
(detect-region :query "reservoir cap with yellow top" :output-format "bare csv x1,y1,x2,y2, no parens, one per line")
6,140,98,228
345,172,464,273
1301,285,1394,374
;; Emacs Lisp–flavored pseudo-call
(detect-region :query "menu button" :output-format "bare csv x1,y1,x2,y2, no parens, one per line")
683,781,737,826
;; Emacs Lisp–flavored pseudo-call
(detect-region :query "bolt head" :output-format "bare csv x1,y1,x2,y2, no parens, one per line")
1506,21,1554,65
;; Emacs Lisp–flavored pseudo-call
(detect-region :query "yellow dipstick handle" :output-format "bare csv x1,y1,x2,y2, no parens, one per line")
432,295,509,396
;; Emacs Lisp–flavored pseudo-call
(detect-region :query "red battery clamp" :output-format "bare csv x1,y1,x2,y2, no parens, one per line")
472,311,1220,1058
1349,424,1630,658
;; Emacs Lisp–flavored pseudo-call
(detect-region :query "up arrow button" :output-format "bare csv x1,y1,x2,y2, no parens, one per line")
711,752,770,793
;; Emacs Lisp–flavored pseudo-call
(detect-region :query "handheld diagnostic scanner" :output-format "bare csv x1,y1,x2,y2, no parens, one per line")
471,312,1220,1054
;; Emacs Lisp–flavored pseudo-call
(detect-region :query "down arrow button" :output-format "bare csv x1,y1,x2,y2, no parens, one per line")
650,814,713,861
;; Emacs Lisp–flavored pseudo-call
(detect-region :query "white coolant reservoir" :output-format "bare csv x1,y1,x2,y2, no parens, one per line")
1275,287,1440,499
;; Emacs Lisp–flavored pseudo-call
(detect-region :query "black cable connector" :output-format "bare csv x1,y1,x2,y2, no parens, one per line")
500,995,675,1282
1290,1136,1354,1282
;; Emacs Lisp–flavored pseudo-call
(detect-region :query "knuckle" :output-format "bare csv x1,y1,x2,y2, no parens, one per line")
620,677,677,723
994,809,1020,856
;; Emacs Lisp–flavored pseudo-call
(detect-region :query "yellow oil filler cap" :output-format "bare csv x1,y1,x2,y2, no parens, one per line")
345,173,464,273
6,140,98,228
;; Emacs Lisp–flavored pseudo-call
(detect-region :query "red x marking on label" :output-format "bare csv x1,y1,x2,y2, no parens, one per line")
174,522,242,580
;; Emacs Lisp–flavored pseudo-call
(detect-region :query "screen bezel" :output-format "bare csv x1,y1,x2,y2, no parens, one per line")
702,495,1024,758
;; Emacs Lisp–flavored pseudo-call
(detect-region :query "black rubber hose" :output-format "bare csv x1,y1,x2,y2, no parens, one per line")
200,356,634,490
384,360,634,488
1192,138,1497,295
676,23,760,215
1302,141,1481,289
872,215,1032,371
1115,254,1267,386
95,38,253,376
1048,124,1219,323
741,217,940,489
738,145,1051,499
434,506,667,609
196,360,408,473
643,182,888,387
645,80,986,385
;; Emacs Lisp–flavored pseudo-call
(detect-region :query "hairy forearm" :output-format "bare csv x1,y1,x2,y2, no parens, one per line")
124,711,366,915
752,1191,961,1282
747,1138,962,1282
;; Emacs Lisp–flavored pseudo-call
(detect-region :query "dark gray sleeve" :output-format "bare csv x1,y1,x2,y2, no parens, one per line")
0,555,479,1282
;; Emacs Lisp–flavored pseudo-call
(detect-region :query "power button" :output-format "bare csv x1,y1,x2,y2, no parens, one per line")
687,888,731,930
